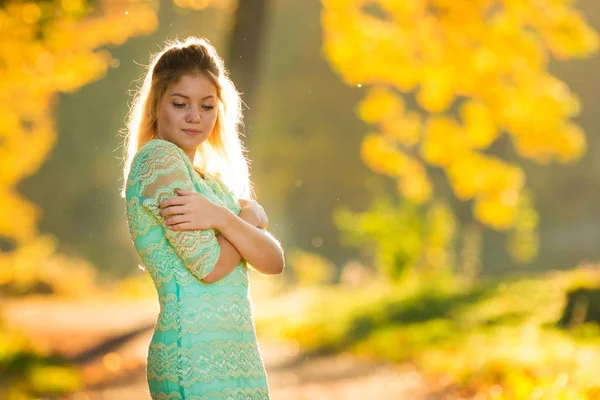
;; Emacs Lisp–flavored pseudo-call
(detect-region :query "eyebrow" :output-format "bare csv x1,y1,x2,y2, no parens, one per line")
170,93,215,100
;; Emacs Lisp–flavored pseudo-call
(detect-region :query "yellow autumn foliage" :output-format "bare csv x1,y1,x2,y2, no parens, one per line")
474,193,518,231
358,87,421,147
322,0,598,233
420,115,465,167
173,0,236,12
361,133,408,176
1,0,234,296
362,134,432,204
460,100,498,149
0,0,157,295
395,163,432,205
357,87,404,124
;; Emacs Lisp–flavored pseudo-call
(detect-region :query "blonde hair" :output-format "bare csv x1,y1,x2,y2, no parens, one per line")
120,37,252,199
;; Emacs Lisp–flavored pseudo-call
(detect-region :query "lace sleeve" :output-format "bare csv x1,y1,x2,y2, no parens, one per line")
137,140,220,281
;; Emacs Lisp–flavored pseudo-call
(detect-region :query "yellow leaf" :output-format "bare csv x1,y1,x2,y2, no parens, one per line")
381,109,421,147
421,115,466,166
474,195,517,231
361,134,407,176
357,87,404,124
397,165,432,204
460,100,498,149
417,65,456,113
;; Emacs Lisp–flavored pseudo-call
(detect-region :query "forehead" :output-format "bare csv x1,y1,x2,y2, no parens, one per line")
167,73,217,97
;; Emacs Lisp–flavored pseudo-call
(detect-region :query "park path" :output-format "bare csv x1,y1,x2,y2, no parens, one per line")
3,297,436,400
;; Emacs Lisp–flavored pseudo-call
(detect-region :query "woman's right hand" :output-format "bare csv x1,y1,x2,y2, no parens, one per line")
238,199,269,229
160,189,227,231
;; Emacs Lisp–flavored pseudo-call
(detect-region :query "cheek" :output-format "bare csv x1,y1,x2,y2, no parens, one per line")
159,107,183,132
163,107,180,125
205,110,218,127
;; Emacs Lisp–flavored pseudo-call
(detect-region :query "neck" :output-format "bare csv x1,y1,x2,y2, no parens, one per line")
184,150,195,164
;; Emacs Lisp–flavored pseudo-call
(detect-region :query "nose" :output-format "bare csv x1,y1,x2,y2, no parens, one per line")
186,106,201,123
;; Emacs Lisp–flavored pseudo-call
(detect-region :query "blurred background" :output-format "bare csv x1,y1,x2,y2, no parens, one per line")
1,0,600,399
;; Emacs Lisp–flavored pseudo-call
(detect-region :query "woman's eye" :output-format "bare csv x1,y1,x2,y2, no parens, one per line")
203,105,215,110
173,102,186,108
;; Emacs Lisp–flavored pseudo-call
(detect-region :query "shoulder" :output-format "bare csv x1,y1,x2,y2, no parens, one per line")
132,139,188,170
128,140,193,198
128,139,191,189
138,138,183,159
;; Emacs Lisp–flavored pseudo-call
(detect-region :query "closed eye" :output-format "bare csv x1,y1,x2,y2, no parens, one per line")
172,102,214,110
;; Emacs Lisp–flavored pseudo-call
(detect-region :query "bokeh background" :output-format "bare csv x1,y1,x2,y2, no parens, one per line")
1,0,600,399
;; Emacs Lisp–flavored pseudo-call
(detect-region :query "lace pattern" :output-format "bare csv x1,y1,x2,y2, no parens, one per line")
125,139,269,399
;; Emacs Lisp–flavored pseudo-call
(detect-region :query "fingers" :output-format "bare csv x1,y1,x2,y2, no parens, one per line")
160,196,187,209
259,216,269,229
239,198,258,207
160,205,186,218
169,221,193,230
164,215,188,227
175,189,196,196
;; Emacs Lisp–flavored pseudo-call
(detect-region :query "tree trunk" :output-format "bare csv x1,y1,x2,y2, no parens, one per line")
227,0,271,132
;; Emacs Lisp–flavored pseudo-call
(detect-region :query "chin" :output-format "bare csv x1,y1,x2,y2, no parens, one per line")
182,135,208,148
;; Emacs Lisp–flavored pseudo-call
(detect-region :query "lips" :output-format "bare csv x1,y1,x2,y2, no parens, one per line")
182,129,202,136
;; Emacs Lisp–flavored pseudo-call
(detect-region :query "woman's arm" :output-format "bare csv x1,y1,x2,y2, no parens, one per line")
202,235,242,283
134,141,223,283
201,208,259,283
160,189,284,277
215,207,284,275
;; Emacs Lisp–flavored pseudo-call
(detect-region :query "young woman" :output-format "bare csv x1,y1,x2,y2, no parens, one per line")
122,37,284,399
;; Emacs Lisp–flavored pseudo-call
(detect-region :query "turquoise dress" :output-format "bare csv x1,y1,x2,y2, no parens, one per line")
125,139,270,399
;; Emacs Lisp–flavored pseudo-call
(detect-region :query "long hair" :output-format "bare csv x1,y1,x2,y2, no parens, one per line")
120,37,252,199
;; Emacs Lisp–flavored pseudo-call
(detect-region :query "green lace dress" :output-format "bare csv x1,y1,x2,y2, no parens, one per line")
125,139,270,399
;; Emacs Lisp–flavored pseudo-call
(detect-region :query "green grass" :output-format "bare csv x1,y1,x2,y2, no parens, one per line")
255,266,600,399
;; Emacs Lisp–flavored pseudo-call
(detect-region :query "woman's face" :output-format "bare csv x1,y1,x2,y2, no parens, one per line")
156,73,218,159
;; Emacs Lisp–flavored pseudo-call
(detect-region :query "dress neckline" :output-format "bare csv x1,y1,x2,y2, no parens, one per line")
193,167,219,191
147,139,207,180
193,167,206,181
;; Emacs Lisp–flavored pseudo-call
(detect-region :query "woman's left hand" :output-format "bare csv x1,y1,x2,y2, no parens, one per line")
159,189,221,230
238,198,269,229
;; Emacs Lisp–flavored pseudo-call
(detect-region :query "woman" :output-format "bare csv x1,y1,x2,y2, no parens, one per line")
122,37,284,399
